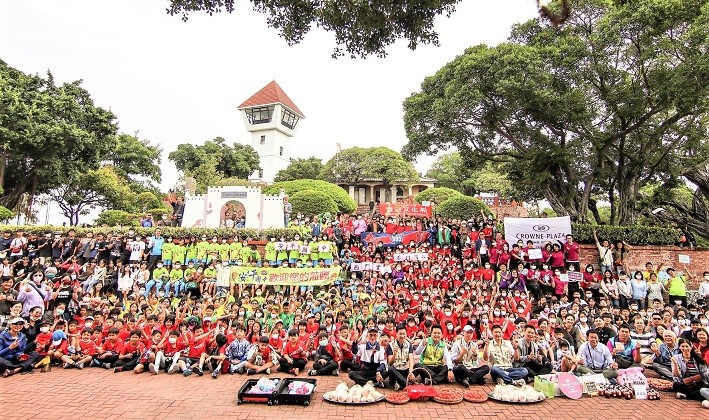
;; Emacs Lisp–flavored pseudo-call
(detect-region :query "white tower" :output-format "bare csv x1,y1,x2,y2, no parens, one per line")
237,81,305,184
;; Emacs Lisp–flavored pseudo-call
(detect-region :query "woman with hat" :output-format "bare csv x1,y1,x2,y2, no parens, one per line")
0,317,39,377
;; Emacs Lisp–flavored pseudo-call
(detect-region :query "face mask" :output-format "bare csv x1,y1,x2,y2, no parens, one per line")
239,311,245,316
139,289,146,294
215,264,222,269
319,339,329,347
675,300,682,305
255,313,262,318
444,311,452,317
630,305,638,310
462,312,469,317
586,294,593,299
493,311,500,316
482,319,489,324
272,333,279,339
71,275,77,280
271,313,278,319
518,309,524,314
501,311,507,316
701,319,709,326
256,291,262,296
447,324,454,330
169,337,177,344
56,309,64,316
157,264,163,268
587,268,593,272
82,297,90,302
85,321,94,327
544,308,550,313
40,326,50,333
580,317,588,323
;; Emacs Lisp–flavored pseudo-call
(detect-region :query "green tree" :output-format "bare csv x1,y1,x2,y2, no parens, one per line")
289,189,338,216
262,179,357,214
321,146,419,202
166,0,461,58
274,157,324,182
168,136,259,180
47,166,135,226
0,60,118,212
403,0,709,226
435,196,491,220
414,187,463,205
425,153,476,195
106,133,162,187
0,205,12,223
94,209,138,227
134,192,162,212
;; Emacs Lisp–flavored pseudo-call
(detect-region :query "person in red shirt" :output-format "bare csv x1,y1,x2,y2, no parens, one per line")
113,330,145,373
199,333,229,378
563,234,581,271
335,324,359,373
96,328,124,368
67,328,97,369
176,326,212,376
157,330,188,374
278,330,307,375
135,329,163,374
33,321,53,372
245,336,277,375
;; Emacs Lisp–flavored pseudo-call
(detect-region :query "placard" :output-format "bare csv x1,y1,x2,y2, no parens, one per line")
362,262,372,271
420,253,429,261
678,254,690,264
632,384,647,399
583,381,598,396
559,274,569,283
350,263,362,272
528,249,543,260
567,271,583,283
318,244,331,253
372,263,383,272
394,254,405,262
557,372,583,400
275,242,287,251
299,246,310,254
286,242,297,251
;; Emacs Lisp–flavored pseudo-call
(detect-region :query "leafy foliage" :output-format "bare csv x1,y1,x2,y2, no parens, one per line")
274,157,324,182
289,189,338,216
94,210,139,227
262,179,357,213
168,136,260,182
403,0,709,226
434,196,490,220
413,187,463,205
106,133,162,187
0,206,13,223
166,0,461,58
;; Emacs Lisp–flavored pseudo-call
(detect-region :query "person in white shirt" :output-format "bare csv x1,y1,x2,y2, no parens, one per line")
128,236,146,263
386,325,416,390
699,271,709,300
451,325,490,387
575,329,618,379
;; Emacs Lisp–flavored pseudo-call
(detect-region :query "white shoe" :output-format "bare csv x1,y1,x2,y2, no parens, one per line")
496,378,505,386
149,363,158,375
513,379,526,387
167,364,178,375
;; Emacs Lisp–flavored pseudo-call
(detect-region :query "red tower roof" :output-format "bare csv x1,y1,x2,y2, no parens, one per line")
238,80,305,118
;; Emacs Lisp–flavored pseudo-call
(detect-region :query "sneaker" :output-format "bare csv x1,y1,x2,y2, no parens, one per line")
496,378,505,386
63,363,71,369
676,392,687,399
235,367,245,374
113,366,123,373
167,364,178,375
461,379,471,388
194,367,203,377
265,368,271,375
149,363,158,375
102,363,111,369
292,368,299,376
246,368,257,376
332,369,339,376
183,369,192,377
211,371,219,379
308,369,317,376
513,379,526,387
423,378,432,386
76,363,84,370
394,382,401,391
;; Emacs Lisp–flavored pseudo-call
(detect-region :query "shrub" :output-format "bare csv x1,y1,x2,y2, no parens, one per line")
569,223,680,246
434,196,490,220
94,210,139,227
0,206,13,223
289,189,338,216
414,187,464,205
263,179,357,214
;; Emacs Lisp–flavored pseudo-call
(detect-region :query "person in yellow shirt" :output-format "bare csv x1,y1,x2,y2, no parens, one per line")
172,238,187,266
207,236,221,264
218,238,230,262
161,236,175,268
229,237,242,264
196,236,209,263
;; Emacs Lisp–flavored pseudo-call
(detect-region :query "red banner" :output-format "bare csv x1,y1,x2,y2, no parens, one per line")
379,203,432,218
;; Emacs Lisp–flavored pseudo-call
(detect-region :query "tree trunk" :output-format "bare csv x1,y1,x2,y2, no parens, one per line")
0,148,6,193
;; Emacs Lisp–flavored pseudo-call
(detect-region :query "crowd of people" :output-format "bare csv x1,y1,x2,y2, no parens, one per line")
1,212,708,407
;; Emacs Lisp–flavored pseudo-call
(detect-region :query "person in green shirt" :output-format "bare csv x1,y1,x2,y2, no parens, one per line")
207,236,220,264
288,234,302,266
161,236,175,267
229,237,242,264
196,236,209,263
185,237,198,264
250,245,262,266
317,235,334,267
183,261,197,281
667,266,692,307
265,238,277,266
147,261,169,297
218,238,230,262
239,240,253,264
203,261,217,296
166,261,185,295
309,237,320,267
172,239,187,266
276,236,288,265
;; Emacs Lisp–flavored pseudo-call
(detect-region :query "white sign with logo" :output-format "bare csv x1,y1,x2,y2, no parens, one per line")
503,216,572,247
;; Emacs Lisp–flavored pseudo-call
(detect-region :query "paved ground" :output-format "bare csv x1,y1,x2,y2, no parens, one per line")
1,366,706,420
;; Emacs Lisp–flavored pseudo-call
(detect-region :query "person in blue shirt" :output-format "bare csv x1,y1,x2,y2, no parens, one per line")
0,317,39,377
147,228,165,272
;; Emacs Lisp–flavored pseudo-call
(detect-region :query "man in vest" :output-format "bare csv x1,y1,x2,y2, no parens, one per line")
349,328,387,387
451,325,490,387
484,324,527,386
386,324,416,390
413,324,454,385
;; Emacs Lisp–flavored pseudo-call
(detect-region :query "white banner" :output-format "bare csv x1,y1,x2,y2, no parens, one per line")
503,216,571,247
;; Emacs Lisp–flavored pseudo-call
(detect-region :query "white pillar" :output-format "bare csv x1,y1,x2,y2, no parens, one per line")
408,185,413,198
358,188,366,205
369,185,375,201
380,187,387,203
348,185,355,200
391,186,397,202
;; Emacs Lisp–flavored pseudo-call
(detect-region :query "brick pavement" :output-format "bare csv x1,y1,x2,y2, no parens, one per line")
0,367,706,420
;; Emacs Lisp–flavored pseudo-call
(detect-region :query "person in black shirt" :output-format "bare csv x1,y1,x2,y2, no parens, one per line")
37,233,53,265
26,233,40,265
592,316,616,345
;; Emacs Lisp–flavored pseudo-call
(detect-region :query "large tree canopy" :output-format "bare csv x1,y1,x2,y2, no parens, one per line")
168,136,260,180
274,157,324,182
321,146,419,189
0,60,118,212
403,0,709,228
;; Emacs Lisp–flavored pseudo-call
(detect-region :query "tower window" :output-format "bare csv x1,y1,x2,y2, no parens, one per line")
245,106,274,124
260,135,266,144
258,168,264,179
279,147,284,156
281,108,299,129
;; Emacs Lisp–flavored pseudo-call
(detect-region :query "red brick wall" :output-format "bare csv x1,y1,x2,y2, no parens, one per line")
579,244,707,289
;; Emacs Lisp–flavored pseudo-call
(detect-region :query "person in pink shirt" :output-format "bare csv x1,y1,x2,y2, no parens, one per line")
563,234,581,271
353,214,367,236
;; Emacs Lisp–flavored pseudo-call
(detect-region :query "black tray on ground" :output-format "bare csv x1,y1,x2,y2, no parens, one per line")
273,378,317,406
236,378,282,405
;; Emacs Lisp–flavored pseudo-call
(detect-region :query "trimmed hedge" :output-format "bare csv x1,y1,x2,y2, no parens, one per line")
262,179,357,214
569,223,681,246
434,196,491,220
289,189,338,216
414,187,464,204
